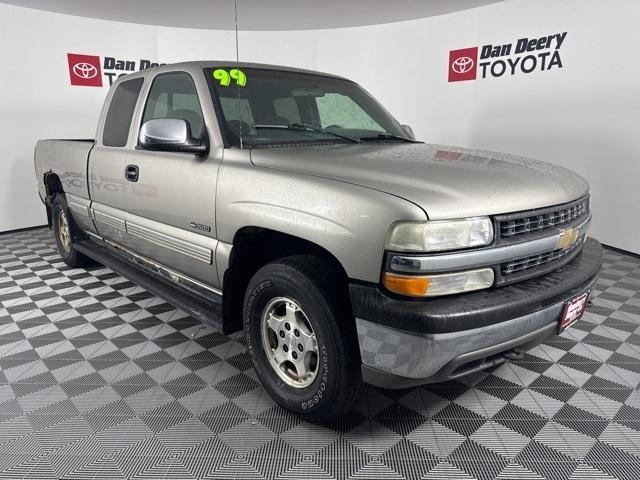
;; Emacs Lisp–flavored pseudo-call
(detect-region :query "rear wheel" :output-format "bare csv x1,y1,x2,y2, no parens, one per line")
243,255,363,421
52,195,93,268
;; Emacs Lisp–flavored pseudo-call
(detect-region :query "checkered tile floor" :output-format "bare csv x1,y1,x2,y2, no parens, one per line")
1,228,640,479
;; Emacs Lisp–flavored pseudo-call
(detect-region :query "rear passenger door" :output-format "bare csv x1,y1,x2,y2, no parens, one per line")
89,77,144,244
121,71,221,287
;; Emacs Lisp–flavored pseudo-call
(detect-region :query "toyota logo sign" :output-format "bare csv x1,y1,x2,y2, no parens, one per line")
448,47,478,82
73,62,98,79
451,57,474,74
67,53,103,87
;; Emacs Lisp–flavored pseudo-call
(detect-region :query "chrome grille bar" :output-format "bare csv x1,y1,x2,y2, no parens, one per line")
502,242,581,275
499,196,589,239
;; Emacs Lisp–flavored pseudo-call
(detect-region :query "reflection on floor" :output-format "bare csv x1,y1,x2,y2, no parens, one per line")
1,228,639,480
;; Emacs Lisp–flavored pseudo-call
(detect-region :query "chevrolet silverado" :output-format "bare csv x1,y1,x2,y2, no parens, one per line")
34,61,602,420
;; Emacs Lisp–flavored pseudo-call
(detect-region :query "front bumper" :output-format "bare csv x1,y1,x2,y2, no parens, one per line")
350,237,603,388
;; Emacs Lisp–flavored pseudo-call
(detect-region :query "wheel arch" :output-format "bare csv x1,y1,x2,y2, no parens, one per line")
220,226,352,334
43,171,65,227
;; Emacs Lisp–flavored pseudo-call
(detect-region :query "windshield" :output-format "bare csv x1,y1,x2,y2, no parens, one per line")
205,67,411,147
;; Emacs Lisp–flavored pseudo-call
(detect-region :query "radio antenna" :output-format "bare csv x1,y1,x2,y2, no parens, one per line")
234,0,243,149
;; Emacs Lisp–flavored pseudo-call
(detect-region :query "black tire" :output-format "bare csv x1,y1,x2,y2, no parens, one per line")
243,255,363,421
51,195,94,268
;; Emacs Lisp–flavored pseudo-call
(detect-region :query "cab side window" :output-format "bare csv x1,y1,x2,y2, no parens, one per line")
103,77,144,147
141,73,205,139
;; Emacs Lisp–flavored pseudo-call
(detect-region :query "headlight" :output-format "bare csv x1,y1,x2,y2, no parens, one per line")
386,217,493,252
383,268,494,297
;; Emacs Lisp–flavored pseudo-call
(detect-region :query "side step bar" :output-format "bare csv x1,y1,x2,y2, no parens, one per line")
75,239,226,333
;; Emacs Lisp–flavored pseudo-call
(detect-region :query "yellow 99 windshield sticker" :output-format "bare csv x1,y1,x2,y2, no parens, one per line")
213,68,247,87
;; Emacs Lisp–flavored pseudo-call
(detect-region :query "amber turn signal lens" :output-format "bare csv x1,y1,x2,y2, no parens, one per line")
383,268,494,297
383,273,430,297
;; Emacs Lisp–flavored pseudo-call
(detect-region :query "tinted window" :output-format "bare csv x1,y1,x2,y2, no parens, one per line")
102,78,144,147
142,73,205,139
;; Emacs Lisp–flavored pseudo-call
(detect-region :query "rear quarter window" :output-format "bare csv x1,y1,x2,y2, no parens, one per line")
102,77,144,147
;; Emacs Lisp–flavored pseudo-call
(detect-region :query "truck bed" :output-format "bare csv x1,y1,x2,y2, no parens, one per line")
34,139,95,203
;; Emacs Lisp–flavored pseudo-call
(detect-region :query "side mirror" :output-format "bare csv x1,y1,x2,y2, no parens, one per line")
401,124,416,140
139,118,207,154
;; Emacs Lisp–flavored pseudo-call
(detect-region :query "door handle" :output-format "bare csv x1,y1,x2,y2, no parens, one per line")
125,164,139,182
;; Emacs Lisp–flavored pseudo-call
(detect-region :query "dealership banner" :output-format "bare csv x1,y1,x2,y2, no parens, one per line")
67,53,164,87
448,32,566,82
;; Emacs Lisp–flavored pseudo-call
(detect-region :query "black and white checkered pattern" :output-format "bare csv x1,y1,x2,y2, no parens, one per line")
1,228,639,479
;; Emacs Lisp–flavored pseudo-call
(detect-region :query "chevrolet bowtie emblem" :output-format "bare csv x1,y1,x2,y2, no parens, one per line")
557,227,579,251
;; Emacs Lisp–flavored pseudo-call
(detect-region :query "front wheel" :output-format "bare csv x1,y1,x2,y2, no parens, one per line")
243,255,363,421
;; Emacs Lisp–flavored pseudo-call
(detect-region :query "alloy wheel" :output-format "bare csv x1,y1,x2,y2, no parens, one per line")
261,297,319,388
58,210,71,253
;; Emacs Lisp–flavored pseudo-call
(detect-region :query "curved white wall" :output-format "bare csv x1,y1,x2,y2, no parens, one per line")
233,0,640,253
0,4,236,233
1,0,638,254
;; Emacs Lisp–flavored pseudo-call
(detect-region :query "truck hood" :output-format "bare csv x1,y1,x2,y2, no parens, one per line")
250,143,589,219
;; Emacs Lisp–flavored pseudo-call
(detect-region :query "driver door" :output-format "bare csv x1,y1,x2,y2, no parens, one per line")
121,71,221,287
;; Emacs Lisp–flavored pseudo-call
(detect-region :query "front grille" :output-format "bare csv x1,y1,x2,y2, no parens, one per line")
498,196,589,240
501,243,581,275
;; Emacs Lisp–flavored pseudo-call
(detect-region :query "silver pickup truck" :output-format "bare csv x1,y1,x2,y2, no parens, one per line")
34,61,603,420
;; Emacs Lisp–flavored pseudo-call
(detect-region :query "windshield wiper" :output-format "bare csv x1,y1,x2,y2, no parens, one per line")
291,123,362,143
253,123,361,143
359,132,420,143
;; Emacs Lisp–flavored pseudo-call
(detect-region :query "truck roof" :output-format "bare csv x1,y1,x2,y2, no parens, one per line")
156,60,349,81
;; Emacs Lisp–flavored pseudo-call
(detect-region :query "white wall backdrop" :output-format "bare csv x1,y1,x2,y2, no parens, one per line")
0,4,237,233
1,0,639,254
